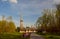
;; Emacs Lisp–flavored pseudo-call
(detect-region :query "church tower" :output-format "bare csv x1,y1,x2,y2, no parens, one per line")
20,15,24,31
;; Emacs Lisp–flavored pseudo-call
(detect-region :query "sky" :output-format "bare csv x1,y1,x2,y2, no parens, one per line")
0,0,60,27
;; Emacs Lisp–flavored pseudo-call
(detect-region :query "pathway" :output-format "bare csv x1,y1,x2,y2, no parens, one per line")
30,33,45,39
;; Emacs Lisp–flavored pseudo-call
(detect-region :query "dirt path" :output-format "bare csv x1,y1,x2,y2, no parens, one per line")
30,33,45,39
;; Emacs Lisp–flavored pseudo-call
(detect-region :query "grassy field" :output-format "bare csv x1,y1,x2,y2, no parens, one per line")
42,35,60,39
0,32,30,39
37,32,60,39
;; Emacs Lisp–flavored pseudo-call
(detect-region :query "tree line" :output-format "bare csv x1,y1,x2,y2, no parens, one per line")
0,18,16,33
36,4,60,35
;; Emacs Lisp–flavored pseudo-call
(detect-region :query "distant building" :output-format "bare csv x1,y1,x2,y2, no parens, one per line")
20,15,36,33
20,15,25,33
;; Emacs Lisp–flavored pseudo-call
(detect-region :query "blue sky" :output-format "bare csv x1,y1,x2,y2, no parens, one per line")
0,0,59,27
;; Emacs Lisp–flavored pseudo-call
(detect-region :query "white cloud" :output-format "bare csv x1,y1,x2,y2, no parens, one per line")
9,0,18,4
2,0,18,4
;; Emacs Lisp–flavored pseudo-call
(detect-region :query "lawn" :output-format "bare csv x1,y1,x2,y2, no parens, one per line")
42,34,60,39
0,32,30,39
37,32,60,39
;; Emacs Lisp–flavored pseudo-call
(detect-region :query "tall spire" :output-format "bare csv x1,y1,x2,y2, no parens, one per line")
20,15,23,20
20,14,24,31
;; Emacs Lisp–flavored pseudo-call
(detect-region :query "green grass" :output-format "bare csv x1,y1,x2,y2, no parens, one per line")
42,35,60,39
0,32,30,39
37,32,60,39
